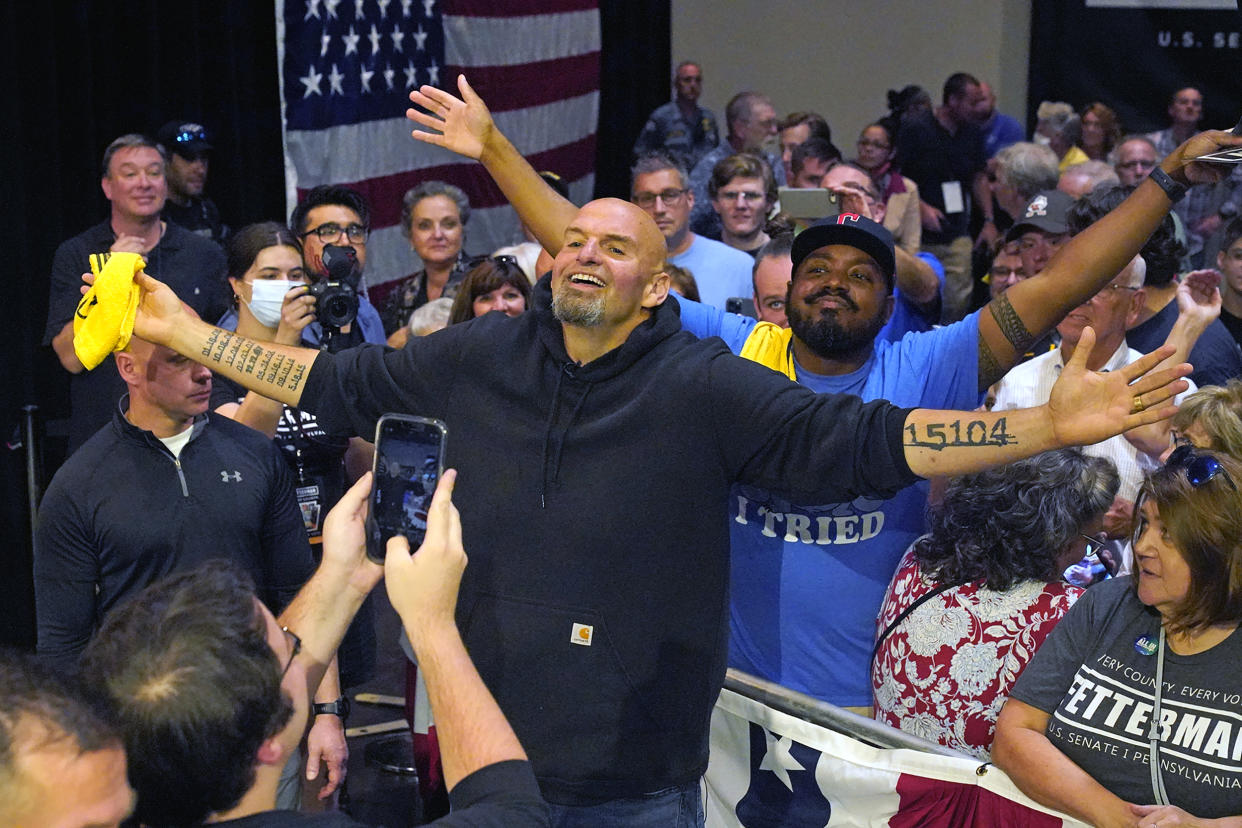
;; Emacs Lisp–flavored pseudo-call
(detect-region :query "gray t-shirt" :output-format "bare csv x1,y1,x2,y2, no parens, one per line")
1011,577,1242,819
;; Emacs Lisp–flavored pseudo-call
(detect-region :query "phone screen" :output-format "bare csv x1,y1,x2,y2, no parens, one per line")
368,415,447,563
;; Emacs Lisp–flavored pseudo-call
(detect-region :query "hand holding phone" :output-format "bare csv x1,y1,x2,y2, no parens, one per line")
366,414,448,564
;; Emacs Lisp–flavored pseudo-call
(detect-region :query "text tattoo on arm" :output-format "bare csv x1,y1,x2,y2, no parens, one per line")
200,328,308,392
904,417,1018,452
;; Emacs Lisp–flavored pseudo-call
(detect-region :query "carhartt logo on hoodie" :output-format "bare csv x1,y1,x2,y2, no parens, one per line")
571,623,593,646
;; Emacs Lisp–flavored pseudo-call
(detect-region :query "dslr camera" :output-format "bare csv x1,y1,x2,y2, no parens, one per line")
308,244,361,330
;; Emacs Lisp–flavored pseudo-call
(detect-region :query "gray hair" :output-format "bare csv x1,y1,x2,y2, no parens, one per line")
995,142,1060,202
407,297,454,336
631,151,690,190
1108,134,1158,166
915,449,1119,589
1061,160,1120,194
401,181,471,236
102,133,166,178
725,91,772,133
1037,101,1082,144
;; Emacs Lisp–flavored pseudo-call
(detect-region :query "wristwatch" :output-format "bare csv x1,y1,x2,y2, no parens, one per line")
313,696,351,719
1149,166,1187,204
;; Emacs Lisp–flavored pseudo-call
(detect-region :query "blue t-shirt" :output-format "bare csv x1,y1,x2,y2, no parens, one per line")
674,295,983,706
669,235,756,312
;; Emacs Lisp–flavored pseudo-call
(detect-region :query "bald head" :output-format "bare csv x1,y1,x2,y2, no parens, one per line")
575,198,669,273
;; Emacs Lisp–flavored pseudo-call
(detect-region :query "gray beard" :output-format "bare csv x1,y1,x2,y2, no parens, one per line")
551,284,606,327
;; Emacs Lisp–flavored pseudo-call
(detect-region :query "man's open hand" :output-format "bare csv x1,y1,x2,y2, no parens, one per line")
1047,326,1190,447
407,75,494,162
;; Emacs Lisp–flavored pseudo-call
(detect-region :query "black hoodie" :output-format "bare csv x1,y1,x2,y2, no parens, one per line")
301,275,917,804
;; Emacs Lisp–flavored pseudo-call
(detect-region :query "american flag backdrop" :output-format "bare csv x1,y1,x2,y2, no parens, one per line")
276,0,600,292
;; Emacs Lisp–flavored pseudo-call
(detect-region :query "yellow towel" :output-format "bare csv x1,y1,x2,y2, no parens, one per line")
73,251,143,370
739,321,796,380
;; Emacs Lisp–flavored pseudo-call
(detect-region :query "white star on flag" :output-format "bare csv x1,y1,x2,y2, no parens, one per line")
403,61,417,88
758,732,805,791
383,63,395,90
390,27,405,52
343,25,360,55
299,64,323,97
427,59,439,86
360,66,375,93
328,63,345,95
400,0,413,17
413,25,428,51
422,0,434,18
324,0,341,19
320,30,331,56
377,0,391,17
354,0,365,18
367,23,381,55
304,0,321,20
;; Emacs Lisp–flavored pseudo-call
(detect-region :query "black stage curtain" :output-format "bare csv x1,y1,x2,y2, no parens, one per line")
1,0,669,649
1028,1,1242,135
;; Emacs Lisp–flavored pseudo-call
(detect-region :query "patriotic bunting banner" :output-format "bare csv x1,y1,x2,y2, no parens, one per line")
276,0,599,293
705,688,1091,827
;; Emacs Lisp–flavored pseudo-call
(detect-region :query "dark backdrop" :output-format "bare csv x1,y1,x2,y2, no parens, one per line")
1,0,669,648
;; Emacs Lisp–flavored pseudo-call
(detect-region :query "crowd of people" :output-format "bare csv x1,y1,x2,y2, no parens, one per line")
10,60,1242,828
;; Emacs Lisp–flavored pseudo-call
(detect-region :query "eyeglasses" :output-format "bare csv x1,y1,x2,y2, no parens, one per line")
1166,444,1237,490
717,190,766,204
279,626,301,678
632,188,687,208
856,139,891,150
304,222,369,244
1117,159,1157,171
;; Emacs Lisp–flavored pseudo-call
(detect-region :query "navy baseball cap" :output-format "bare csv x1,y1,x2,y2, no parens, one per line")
1005,189,1074,241
791,214,896,279
157,121,212,157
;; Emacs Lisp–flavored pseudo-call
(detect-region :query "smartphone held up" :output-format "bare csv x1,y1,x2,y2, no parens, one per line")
367,414,448,564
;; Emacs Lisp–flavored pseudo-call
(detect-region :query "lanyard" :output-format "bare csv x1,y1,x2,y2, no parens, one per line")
1148,626,1169,805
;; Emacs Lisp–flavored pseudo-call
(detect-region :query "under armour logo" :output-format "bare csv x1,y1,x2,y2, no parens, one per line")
220,471,242,483
1025,195,1049,218
836,213,861,224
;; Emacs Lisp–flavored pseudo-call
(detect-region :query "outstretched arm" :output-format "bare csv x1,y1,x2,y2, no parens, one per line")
385,470,529,791
904,328,1189,479
130,272,320,407
976,129,1242,390
408,75,577,255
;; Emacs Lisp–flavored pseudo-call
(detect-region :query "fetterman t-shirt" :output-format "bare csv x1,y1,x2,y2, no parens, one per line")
1011,577,1242,818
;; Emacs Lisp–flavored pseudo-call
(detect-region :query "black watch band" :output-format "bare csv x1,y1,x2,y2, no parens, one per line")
1149,166,1188,204
313,696,351,719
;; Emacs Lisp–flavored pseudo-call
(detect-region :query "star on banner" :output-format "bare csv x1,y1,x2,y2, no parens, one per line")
305,0,322,20
320,30,331,56
360,66,375,93
383,63,395,90
758,732,805,791
300,64,323,97
404,61,417,88
427,59,439,86
365,23,380,55
354,0,365,18
377,0,391,17
413,25,428,51
343,25,360,55
400,0,413,17
391,27,405,52
325,0,341,19
329,63,345,95
422,0,435,18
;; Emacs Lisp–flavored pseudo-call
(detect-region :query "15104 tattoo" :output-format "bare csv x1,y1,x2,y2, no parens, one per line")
904,418,1017,451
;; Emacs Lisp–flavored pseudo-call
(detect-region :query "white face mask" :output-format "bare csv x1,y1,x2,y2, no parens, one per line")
245,279,298,328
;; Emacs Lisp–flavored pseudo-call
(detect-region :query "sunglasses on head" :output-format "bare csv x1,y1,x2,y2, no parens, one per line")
1166,444,1237,491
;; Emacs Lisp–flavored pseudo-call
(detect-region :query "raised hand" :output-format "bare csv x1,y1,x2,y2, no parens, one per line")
1047,326,1191,447
1175,268,1222,327
407,74,494,162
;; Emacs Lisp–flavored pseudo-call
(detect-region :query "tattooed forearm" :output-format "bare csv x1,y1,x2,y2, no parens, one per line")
287,362,307,392
989,293,1035,353
904,417,1019,452
978,336,1004,389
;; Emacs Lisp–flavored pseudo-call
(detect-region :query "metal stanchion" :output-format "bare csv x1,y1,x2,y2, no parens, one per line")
23,405,40,552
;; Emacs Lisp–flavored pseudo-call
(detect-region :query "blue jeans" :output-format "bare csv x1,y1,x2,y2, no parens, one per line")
547,779,704,828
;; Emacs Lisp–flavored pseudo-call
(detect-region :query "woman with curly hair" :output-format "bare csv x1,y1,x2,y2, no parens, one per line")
871,449,1119,758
